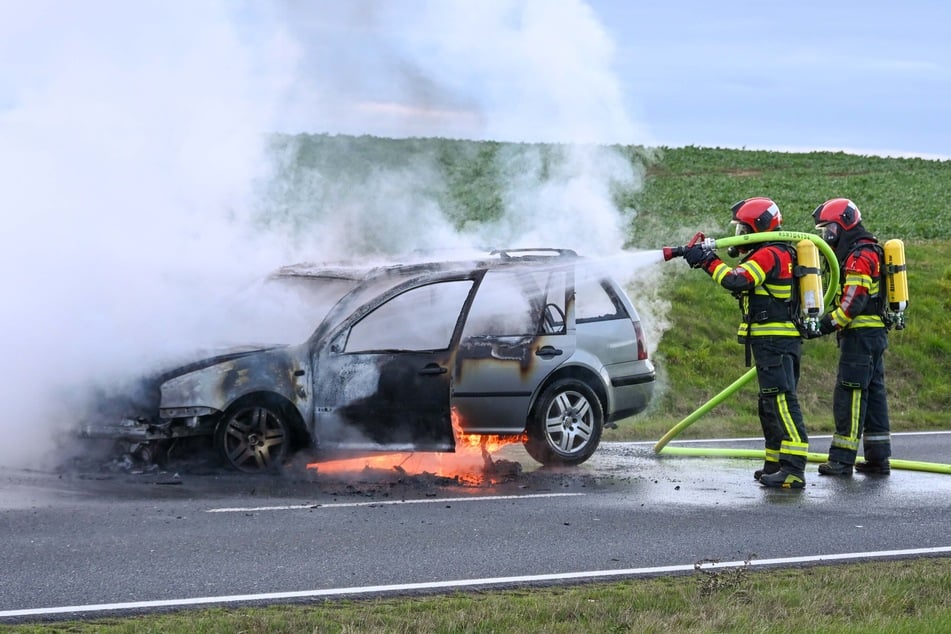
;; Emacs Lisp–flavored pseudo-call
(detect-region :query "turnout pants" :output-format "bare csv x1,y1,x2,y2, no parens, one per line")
828,327,891,465
752,336,809,477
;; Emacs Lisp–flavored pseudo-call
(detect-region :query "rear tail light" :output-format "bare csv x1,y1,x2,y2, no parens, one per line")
633,319,648,360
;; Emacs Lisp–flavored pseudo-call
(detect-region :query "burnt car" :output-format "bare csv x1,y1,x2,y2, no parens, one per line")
82,249,655,472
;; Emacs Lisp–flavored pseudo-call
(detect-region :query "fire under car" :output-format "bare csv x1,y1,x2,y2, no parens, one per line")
81,248,656,473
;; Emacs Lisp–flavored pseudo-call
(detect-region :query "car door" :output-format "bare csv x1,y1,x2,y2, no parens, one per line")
452,264,576,433
311,278,475,451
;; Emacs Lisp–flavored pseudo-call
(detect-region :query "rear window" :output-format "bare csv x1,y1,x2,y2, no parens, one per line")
576,278,629,323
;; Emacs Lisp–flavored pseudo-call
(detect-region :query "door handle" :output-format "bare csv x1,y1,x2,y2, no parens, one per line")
418,363,448,375
535,346,564,359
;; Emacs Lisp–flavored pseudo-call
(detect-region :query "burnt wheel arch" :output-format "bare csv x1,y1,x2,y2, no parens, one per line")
214,393,307,473
524,375,605,466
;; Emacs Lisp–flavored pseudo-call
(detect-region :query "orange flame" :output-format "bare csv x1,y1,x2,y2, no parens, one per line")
306,410,528,485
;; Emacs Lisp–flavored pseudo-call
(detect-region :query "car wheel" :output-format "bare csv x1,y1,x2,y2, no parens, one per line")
215,399,291,473
524,378,603,466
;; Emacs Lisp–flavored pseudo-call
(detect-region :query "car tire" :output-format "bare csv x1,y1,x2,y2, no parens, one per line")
214,398,292,473
524,378,603,466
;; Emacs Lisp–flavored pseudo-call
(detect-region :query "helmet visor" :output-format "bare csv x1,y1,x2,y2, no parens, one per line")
817,222,839,244
733,222,751,237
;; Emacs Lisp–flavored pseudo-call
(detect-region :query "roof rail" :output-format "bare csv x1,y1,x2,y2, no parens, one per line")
490,248,578,260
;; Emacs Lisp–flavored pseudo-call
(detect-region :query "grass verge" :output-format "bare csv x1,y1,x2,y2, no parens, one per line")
5,558,949,633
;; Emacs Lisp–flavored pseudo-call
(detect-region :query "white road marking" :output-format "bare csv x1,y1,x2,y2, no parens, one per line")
3,546,950,619
205,492,585,513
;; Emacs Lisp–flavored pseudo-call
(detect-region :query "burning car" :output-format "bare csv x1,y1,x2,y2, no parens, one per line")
82,249,655,473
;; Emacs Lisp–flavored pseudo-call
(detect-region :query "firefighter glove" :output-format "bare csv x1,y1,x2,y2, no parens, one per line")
817,315,836,335
684,244,716,269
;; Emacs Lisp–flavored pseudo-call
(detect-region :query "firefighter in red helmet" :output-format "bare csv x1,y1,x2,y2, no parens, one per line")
684,197,809,489
807,198,892,476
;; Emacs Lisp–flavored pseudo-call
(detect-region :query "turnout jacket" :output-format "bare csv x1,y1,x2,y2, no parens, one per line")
701,243,799,341
828,237,885,330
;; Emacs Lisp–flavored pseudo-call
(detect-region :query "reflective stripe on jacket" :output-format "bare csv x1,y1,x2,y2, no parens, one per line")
704,243,799,340
830,242,885,330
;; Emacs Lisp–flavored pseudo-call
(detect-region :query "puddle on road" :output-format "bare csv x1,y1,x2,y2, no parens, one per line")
3,440,948,511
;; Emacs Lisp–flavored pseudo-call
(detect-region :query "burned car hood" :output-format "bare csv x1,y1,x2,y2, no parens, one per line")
82,345,287,426
154,345,287,383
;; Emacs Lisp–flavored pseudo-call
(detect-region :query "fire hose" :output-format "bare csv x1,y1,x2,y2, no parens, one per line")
651,230,951,476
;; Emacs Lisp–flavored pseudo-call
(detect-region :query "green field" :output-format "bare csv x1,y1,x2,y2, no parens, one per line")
8,142,950,631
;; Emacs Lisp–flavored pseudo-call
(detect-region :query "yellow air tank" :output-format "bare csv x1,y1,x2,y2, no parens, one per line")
796,239,824,322
884,238,909,312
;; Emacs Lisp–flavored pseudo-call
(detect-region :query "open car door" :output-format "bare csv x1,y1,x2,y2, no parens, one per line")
311,278,475,451
452,264,575,433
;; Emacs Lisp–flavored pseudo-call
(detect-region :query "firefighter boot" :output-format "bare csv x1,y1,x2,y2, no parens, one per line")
855,459,891,475
753,462,780,481
818,460,853,476
758,470,805,489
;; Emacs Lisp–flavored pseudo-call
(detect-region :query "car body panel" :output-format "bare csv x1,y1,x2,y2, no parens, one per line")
576,318,655,421
452,333,576,433
158,346,310,416
311,349,455,450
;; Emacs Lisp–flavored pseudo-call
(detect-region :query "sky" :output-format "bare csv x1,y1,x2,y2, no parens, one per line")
3,1,948,154
208,0,951,158
0,0,947,467
259,0,950,158
589,1,951,159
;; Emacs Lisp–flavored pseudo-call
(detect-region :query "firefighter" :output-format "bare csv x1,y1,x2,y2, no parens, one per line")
684,197,809,489
806,198,892,475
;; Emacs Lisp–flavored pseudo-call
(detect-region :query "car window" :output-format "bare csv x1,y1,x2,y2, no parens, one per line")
345,280,474,352
539,268,569,334
462,267,568,337
576,277,628,323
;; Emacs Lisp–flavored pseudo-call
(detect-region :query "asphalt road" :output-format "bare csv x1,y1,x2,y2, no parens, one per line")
0,431,949,621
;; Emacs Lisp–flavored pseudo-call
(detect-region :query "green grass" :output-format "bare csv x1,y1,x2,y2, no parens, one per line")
620,146,951,242
5,558,949,632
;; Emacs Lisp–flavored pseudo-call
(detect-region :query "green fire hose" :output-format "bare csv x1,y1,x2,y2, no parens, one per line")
658,446,951,475
650,231,951,476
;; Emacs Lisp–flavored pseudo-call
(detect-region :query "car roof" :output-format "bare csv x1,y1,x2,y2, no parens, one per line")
268,248,623,344
272,248,582,283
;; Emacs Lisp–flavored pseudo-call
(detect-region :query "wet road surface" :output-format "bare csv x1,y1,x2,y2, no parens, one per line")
0,432,949,620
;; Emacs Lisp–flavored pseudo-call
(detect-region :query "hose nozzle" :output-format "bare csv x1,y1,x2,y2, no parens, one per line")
662,246,685,261
663,232,715,261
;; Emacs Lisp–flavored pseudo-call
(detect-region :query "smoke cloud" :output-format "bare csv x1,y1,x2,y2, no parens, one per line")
0,0,664,469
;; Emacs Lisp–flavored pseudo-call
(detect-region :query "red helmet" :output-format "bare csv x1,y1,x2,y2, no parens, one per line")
812,198,861,231
813,198,861,246
731,197,782,234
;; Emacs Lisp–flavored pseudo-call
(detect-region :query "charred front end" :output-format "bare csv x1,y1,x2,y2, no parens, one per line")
80,345,312,471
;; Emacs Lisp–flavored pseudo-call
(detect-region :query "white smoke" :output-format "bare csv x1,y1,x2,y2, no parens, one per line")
1,1,294,467
270,1,649,144
0,0,663,469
